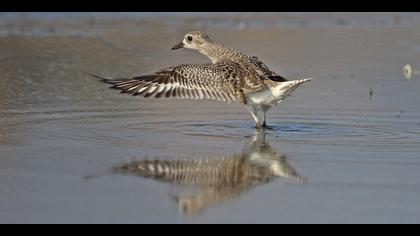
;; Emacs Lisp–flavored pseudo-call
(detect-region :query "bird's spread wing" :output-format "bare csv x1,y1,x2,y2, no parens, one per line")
90,63,243,103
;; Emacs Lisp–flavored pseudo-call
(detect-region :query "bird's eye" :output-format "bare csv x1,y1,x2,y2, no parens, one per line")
187,36,193,42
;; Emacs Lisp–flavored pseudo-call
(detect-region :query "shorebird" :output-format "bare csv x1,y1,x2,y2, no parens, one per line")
90,31,311,129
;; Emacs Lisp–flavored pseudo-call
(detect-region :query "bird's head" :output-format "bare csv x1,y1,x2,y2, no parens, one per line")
171,31,213,51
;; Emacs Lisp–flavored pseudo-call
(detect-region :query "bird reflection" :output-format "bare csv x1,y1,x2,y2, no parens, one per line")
116,131,307,216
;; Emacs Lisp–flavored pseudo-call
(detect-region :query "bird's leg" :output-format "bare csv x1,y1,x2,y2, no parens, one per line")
261,106,269,128
246,105,265,129
262,113,267,128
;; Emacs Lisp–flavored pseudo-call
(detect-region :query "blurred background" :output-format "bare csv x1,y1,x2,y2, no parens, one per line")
0,13,419,223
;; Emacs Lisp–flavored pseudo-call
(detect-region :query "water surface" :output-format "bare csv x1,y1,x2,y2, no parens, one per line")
0,13,420,223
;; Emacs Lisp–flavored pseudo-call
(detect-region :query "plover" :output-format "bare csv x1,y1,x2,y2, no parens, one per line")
90,31,311,129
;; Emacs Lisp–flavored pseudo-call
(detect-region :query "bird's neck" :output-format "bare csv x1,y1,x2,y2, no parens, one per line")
199,42,246,64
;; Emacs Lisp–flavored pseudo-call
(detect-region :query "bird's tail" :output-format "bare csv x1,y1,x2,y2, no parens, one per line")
284,77,312,89
272,77,312,98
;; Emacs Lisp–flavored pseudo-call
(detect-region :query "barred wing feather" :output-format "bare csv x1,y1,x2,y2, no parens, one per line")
91,63,240,104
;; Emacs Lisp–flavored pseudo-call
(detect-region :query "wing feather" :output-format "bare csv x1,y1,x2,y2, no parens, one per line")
93,63,242,104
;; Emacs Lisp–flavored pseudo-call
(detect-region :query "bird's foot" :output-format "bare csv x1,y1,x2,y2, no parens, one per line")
255,123,276,131
255,123,274,130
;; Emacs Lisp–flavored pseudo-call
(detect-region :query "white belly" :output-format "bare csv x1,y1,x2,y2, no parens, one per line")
247,78,312,106
247,88,285,106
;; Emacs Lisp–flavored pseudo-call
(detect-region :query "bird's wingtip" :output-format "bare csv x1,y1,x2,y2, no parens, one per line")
82,72,110,81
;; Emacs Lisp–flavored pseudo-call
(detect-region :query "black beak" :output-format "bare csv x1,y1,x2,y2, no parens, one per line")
171,42,184,50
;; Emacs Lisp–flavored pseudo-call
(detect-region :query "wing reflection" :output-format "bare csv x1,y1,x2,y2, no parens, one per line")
116,131,307,216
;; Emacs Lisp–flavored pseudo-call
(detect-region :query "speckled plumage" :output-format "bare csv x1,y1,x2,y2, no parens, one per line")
91,31,311,129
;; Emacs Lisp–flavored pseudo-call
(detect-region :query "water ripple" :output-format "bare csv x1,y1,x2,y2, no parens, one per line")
1,106,419,151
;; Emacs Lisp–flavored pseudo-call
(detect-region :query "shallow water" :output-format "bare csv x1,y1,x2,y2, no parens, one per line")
1,13,420,223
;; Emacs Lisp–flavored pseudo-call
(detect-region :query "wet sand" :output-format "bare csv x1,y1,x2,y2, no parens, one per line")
0,13,420,223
